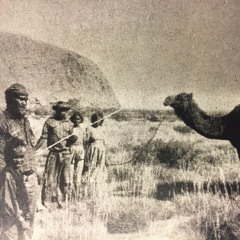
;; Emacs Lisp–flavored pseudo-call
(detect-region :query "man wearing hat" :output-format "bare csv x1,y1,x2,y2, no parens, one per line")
35,101,77,208
0,83,38,239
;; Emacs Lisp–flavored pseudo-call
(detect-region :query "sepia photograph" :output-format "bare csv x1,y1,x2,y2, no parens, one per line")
0,0,240,239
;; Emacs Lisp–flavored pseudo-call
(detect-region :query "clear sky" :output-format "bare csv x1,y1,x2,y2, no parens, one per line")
0,0,240,111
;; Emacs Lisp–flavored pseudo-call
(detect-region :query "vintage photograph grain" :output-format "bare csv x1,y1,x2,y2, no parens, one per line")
0,1,240,239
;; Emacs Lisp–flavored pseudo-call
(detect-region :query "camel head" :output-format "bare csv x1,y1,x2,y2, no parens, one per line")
164,93,193,111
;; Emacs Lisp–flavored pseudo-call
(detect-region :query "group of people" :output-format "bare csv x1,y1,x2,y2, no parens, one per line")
36,100,106,209
0,83,106,240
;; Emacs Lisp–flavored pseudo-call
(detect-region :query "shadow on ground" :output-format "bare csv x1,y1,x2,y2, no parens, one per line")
155,181,240,200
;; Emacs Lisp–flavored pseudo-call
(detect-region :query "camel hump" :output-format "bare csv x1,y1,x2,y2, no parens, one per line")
227,104,240,118
221,104,240,126
232,104,240,112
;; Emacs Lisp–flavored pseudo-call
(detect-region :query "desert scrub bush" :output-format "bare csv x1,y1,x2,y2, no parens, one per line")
161,109,178,122
32,106,51,117
131,143,157,164
199,195,239,240
191,144,238,173
34,200,108,240
107,165,157,198
107,197,159,234
175,190,240,240
108,165,137,182
134,138,237,170
111,111,129,121
124,136,236,173
172,192,240,240
107,210,148,233
156,140,198,169
147,114,159,122
173,124,193,134
132,139,203,169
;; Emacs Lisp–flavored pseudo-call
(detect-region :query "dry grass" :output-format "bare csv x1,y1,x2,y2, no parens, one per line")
29,115,240,240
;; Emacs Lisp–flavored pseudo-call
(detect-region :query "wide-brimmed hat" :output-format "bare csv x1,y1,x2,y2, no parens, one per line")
52,101,71,111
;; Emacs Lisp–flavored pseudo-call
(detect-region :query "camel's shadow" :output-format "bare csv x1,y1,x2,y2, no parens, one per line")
155,181,240,200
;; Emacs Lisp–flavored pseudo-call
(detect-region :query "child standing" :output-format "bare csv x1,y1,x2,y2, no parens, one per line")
83,111,106,180
70,111,85,196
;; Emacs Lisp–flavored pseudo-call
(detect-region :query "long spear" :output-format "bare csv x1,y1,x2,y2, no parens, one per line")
35,108,122,156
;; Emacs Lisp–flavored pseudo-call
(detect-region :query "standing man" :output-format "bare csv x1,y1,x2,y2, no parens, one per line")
0,83,38,239
35,101,77,208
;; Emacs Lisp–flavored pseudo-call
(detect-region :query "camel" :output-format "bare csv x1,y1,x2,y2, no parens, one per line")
164,93,240,159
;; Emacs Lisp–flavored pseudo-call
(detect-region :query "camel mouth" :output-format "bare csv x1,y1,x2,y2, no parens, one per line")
163,96,174,106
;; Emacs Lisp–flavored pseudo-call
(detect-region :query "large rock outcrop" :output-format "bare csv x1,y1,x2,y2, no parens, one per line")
0,32,120,109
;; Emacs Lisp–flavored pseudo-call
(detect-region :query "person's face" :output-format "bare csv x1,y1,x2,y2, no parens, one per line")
73,116,82,127
11,94,28,116
55,110,67,120
12,157,24,169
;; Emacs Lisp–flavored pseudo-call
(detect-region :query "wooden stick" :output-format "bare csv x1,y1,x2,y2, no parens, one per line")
35,108,122,156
